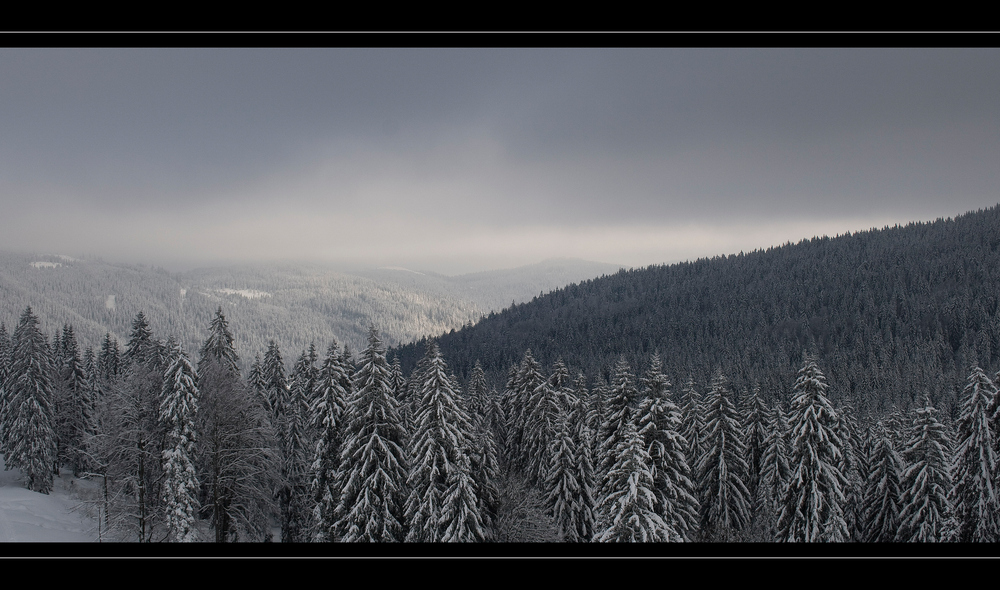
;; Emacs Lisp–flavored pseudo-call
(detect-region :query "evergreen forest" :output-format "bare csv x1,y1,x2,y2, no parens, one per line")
5,205,1000,547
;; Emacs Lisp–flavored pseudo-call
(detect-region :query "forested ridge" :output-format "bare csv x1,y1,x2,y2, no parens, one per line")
396,205,1000,422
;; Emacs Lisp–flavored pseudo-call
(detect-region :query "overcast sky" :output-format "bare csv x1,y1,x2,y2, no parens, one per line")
1,47,998,274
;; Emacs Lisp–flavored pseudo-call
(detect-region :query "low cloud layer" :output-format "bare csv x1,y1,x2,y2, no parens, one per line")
2,47,997,274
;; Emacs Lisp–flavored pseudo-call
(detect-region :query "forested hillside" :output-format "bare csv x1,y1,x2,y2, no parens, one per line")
396,206,1000,421
0,254,619,371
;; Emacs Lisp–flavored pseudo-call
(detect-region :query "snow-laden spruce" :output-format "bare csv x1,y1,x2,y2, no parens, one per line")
53,324,90,477
777,359,849,542
861,421,904,543
508,350,545,475
280,347,316,543
895,396,955,542
740,384,768,510
594,420,673,542
336,326,408,542
950,366,999,542
404,342,484,542
597,356,638,494
697,371,751,541
524,362,564,486
635,354,698,542
160,343,200,542
679,377,705,491
1,307,57,494
544,402,594,542
310,340,350,542
755,402,790,539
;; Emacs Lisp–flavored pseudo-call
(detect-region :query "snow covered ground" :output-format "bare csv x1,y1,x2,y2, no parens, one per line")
0,457,98,543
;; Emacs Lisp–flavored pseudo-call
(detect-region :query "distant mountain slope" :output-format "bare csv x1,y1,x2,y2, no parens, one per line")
394,206,1000,420
0,254,620,369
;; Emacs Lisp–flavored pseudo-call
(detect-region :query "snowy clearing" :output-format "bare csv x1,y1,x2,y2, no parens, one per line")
0,457,97,542
29,261,61,269
105,295,116,310
214,288,271,299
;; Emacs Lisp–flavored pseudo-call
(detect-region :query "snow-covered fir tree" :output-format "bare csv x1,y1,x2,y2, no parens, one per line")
160,344,200,542
509,350,545,475
310,340,350,542
593,420,672,542
861,422,904,543
337,326,408,542
680,377,705,493
697,371,751,541
950,366,999,542
97,333,121,386
2,307,57,494
544,404,591,542
280,348,315,542
405,342,483,542
895,396,955,542
524,366,563,486
597,356,638,494
466,361,489,426
777,359,849,542
740,384,768,511
835,398,866,542
199,307,240,376
54,325,90,476
755,402,790,540
636,354,698,542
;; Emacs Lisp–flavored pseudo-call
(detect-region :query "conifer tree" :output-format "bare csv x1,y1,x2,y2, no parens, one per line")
597,356,638,493
466,361,489,424
593,420,672,542
337,326,408,542
160,344,200,542
405,342,483,542
263,341,287,428
525,367,562,485
509,350,545,475
950,366,999,542
896,396,955,542
280,348,315,542
777,359,849,542
53,325,89,476
861,422,904,543
680,377,705,490
544,404,592,542
636,354,698,542
2,307,57,494
310,340,350,542
198,307,240,375
197,309,276,542
697,371,751,540
123,312,155,369
756,402,790,539
98,333,120,385
740,384,768,507
0,323,10,435
835,399,865,542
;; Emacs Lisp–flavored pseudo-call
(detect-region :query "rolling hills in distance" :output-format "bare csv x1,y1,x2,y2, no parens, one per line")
0,253,621,370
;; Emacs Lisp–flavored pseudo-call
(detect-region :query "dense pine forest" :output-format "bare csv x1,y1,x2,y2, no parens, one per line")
5,206,1000,545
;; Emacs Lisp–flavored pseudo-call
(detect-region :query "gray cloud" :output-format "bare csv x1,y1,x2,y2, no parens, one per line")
1,47,998,273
